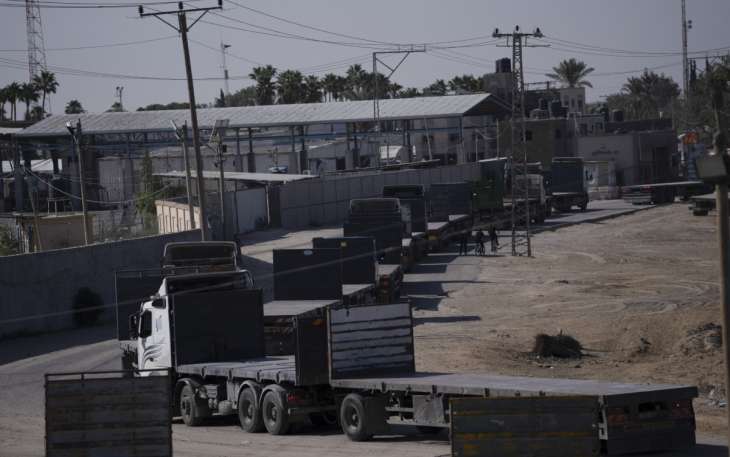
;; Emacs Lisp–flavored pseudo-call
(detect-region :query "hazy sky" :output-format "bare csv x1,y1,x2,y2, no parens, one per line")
2,0,729,114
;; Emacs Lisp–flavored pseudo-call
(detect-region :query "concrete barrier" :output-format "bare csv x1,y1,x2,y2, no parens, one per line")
0,230,201,339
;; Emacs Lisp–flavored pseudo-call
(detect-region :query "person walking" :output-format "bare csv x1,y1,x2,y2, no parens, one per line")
458,231,469,255
489,225,499,254
474,229,485,256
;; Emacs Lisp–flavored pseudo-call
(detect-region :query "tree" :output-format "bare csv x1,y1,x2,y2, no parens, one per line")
225,86,257,107
64,99,84,114
322,73,340,101
32,70,59,115
107,101,124,112
0,87,7,120
214,89,226,108
0,225,19,256
388,82,403,98
249,65,277,105
303,75,322,103
546,58,595,88
423,79,447,96
344,64,368,100
614,70,680,119
448,74,482,93
398,87,421,98
276,69,305,104
30,106,44,121
5,82,20,121
19,83,39,120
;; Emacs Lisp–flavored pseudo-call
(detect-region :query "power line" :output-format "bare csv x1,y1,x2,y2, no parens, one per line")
0,35,177,52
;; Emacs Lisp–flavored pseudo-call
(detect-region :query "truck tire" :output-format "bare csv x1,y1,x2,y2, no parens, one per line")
262,391,290,435
579,202,588,212
180,384,207,426
340,393,373,442
238,387,264,433
417,426,442,435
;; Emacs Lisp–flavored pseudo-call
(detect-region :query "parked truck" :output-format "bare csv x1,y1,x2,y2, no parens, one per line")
550,157,590,212
381,184,428,266
120,280,697,455
343,198,410,267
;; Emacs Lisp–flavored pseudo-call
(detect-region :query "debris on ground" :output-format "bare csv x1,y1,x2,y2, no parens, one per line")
682,323,723,354
532,332,583,359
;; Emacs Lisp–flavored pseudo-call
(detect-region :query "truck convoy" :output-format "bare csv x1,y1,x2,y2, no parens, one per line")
116,241,698,455
550,157,590,212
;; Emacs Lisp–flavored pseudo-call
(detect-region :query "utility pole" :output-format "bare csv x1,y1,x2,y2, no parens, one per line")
210,119,229,239
493,26,546,257
220,41,231,96
171,120,196,230
372,46,425,165
66,119,90,245
139,0,222,241
681,0,691,98
115,86,124,112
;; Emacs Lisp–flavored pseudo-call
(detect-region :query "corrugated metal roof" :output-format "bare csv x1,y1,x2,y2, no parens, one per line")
0,127,23,135
155,170,315,183
17,94,502,138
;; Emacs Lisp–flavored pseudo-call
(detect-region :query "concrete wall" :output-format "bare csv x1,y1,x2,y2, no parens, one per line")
156,199,201,234
275,162,480,229
0,230,201,339
576,134,637,186
224,187,267,238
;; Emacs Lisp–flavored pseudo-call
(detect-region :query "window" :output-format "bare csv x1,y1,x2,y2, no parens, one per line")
525,130,533,141
578,100,583,110
555,128,562,139
571,98,576,108
448,133,459,142
580,124,588,136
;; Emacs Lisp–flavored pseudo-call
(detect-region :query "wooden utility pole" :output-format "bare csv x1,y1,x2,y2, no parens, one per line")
67,119,90,245
171,121,196,230
139,0,222,241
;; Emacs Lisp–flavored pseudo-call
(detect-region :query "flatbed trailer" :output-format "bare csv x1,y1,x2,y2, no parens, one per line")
401,232,426,271
376,263,402,304
689,192,730,216
152,298,697,455
622,180,711,205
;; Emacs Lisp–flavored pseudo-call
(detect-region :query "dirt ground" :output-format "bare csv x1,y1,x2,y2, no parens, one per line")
409,203,727,436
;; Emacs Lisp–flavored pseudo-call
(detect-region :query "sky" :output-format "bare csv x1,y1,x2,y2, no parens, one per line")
1,0,730,114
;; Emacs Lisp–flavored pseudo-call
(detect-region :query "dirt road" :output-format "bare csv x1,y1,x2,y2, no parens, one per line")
0,203,727,456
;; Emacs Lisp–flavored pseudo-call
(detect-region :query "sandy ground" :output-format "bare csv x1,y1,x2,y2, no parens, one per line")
0,202,727,456
409,203,727,436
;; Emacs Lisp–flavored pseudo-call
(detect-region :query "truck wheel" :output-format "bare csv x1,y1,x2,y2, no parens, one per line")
238,388,264,433
417,426,442,435
693,209,708,216
262,391,290,435
579,202,588,212
340,393,373,442
180,384,206,426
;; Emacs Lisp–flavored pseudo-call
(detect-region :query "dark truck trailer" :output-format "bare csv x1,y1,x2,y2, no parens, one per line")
382,185,429,270
551,157,589,212
425,183,474,251
273,248,375,308
623,180,712,205
152,297,697,455
312,236,402,304
344,198,404,265
688,192,730,216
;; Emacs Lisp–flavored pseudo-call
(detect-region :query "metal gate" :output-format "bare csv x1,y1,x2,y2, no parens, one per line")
45,369,172,457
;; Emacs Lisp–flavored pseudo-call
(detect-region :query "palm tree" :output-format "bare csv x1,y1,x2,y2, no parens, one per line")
321,73,339,102
248,65,277,105
303,75,322,103
0,87,8,120
398,87,421,98
546,58,594,88
19,82,39,120
276,70,305,104
387,82,402,98
345,64,368,100
30,106,44,121
423,79,447,96
32,70,59,115
65,99,84,114
448,74,482,94
5,82,21,121
621,70,680,119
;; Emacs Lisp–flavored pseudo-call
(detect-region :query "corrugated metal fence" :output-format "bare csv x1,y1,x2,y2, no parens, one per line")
276,163,480,229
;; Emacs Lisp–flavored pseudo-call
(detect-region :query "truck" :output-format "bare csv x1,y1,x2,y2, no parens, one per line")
551,157,590,212
121,280,698,455
623,180,711,205
343,198,404,265
312,236,402,304
382,184,428,267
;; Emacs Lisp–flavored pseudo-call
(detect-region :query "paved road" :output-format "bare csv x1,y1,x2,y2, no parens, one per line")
2,200,726,457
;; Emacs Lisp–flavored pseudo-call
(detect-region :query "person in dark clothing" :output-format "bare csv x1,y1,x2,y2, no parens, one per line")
489,225,499,254
474,230,485,256
458,231,469,255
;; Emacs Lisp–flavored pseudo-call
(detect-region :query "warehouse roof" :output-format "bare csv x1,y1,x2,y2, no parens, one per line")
17,93,507,138
155,170,316,183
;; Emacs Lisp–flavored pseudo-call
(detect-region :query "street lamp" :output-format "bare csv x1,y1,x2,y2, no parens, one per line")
66,120,90,245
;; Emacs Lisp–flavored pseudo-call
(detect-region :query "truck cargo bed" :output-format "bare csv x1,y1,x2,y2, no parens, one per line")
330,371,696,401
177,356,296,384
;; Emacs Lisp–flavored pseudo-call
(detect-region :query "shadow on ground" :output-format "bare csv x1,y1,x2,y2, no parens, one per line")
0,323,115,366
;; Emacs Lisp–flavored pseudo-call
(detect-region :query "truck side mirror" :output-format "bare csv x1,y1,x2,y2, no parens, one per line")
139,310,152,339
128,314,139,339
151,297,165,308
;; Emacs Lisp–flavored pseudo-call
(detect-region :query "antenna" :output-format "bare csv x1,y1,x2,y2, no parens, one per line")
25,0,49,112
